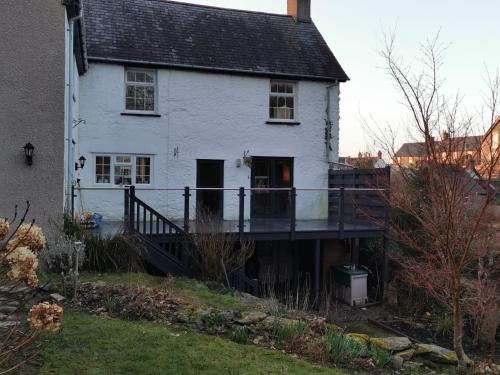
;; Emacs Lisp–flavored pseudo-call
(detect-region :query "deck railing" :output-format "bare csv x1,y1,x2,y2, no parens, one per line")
72,185,389,240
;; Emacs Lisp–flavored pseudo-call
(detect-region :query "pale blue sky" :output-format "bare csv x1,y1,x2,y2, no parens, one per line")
184,0,499,156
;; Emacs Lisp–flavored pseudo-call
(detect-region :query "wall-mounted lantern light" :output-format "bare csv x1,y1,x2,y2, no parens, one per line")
23,142,34,166
75,156,86,171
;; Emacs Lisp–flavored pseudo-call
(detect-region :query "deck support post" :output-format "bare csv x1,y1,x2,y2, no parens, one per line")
238,187,245,242
183,186,190,233
290,187,297,241
314,239,321,308
339,187,345,239
128,186,135,232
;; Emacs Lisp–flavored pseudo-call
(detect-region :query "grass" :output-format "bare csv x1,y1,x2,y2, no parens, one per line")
40,310,348,375
325,330,366,364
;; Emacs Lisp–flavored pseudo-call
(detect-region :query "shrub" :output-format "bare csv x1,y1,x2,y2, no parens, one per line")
188,211,254,282
41,233,86,274
434,313,453,337
272,321,308,343
231,326,250,344
324,330,366,364
83,233,144,273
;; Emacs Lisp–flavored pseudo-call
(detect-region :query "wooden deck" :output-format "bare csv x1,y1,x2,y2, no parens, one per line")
95,218,384,241
175,218,384,240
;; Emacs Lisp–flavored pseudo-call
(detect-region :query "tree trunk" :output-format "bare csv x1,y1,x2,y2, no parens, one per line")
452,295,467,372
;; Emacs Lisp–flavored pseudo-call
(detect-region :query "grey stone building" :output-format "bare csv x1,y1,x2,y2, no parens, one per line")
0,0,85,230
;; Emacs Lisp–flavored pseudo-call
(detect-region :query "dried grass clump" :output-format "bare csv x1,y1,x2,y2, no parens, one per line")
28,302,64,332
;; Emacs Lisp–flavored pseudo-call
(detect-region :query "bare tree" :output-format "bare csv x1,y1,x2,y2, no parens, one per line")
364,32,500,371
188,210,254,284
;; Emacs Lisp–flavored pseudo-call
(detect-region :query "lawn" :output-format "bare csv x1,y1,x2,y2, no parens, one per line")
40,310,350,375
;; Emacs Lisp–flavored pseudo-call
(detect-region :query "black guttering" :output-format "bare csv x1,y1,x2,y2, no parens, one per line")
87,56,348,83
64,0,88,74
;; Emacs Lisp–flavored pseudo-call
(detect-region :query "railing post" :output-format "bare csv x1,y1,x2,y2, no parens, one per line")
183,186,190,233
238,187,245,242
339,187,345,239
290,187,296,241
129,186,135,232
71,184,76,221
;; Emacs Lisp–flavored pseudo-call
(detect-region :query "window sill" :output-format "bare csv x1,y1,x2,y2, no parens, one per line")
121,112,161,118
266,121,301,126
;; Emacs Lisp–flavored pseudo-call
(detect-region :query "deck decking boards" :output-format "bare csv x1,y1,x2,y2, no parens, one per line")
96,218,384,240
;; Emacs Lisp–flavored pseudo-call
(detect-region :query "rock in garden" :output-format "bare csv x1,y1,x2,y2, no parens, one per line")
414,343,473,365
346,333,370,345
369,336,412,351
236,311,267,325
391,355,404,370
50,293,66,303
395,348,415,360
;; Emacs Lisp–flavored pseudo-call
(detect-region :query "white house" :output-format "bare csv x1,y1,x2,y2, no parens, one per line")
74,0,349,223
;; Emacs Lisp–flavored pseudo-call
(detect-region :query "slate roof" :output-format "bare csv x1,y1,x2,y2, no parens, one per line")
81,0,349,82
395,136,482,157
394,142,427,157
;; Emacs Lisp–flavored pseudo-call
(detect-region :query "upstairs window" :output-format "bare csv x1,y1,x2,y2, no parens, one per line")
269,81,296,121
95,155,152,186
125,69,156,112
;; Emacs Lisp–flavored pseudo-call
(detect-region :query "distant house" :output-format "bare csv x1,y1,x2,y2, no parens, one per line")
394,133,482,168
337,151,386,169
480,116,500,181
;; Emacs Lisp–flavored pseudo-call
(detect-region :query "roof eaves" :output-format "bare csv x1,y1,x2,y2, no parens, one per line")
87,56,349,82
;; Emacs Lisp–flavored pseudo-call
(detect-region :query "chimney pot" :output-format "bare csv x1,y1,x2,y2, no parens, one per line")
287,0,311,22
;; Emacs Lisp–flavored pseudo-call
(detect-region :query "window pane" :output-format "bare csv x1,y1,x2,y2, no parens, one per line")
145,99,154,111
114,166,132,185
136,99,145,110
126,85,135,98
145,87,154,98
95,156,111,184
136,86,145,99
127,72,135,82
278,83,285,93
278,96,286,107
271,83,278,93
286,83,294,94
116,156,131,163
136,157,151,184
126,98,135,110
145,73,154,83
135,72,146,82
286,97,294,109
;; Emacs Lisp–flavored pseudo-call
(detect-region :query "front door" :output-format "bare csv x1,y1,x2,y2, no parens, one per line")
196,160,224,219
251,157,293,218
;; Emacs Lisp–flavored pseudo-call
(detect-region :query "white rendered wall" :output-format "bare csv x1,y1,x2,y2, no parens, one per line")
76,63,340,221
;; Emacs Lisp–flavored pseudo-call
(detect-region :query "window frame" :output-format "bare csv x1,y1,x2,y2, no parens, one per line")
94,154,153,187
268,80,298,123
124,68,158,114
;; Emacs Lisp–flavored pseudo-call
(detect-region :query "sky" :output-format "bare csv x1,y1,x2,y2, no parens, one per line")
184,0,499,157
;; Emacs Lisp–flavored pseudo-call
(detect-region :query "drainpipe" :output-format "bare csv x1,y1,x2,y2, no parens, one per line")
66,13,82,212
325,81,338,164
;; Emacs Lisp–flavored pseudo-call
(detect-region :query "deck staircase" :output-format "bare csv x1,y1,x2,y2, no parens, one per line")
124,187,259,295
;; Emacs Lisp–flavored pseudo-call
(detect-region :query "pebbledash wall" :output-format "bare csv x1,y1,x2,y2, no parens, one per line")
76,63,340,221
0,0,67,231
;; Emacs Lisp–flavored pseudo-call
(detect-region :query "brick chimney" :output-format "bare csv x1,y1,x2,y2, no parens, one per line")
287,0,311,22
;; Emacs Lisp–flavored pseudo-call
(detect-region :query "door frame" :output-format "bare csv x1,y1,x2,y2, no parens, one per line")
196,159,224,219
250,156,294,219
